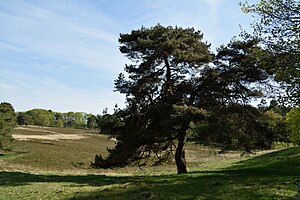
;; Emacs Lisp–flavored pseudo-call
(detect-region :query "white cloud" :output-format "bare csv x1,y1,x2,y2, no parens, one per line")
0,0,124,73
0,0,255,114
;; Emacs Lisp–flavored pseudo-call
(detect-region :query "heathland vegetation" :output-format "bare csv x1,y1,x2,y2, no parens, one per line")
0,126,299,199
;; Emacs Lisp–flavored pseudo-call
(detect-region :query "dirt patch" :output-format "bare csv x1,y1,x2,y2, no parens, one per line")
13,127,88,141
15,126,59,134
13,134,87,141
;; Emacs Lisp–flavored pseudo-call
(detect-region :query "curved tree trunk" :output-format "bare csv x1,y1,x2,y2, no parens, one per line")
175,125,188,174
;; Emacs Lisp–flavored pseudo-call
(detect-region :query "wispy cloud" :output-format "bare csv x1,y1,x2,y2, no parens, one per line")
0,0,254,114
0,68,124,114
142,0,224,49
0,0,124,72
143,0,252,50
0,0,127,113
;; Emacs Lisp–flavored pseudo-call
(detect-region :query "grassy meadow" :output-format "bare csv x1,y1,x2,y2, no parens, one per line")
0,126,299,199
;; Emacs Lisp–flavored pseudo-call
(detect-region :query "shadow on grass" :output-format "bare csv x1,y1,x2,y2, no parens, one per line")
0,172,129,187
1,147,299,199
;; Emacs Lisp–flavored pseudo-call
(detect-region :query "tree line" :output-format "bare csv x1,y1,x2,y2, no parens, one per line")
0,103,122,149
15,108,118,130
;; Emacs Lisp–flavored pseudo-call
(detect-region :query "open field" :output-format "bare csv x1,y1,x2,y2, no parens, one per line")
0,126,299,199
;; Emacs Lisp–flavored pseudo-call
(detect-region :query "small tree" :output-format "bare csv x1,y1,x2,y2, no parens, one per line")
87,115,97,129
53,113,63,128
26,109,54,127
96,113,123,135
16,112,32,125
0,102,16,150
286,107,300,145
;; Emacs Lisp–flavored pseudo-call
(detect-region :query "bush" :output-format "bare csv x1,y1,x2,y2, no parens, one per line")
0,102,16,150
271,141,294,149
286,107,300,145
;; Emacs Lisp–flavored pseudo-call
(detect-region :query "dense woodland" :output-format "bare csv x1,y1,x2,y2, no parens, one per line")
1,0,299,175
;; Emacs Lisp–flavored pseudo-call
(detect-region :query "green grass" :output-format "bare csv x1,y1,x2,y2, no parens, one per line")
0,126,299,199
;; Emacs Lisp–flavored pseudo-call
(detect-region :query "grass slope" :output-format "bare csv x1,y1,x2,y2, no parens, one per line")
0,127,299,199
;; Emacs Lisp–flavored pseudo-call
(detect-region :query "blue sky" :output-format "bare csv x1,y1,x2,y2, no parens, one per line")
0,0,256,114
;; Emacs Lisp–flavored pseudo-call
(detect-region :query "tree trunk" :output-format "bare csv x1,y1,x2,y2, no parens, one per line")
164,55,188,174
175,127,188,174
164,56,173,97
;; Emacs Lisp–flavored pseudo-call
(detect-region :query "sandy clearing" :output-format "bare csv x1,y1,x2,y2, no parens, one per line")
13,134,87,141
13,126,88,141
15,126,60,134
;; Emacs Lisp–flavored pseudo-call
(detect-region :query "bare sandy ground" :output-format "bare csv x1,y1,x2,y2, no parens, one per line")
16,126,59,134
13,127,87,141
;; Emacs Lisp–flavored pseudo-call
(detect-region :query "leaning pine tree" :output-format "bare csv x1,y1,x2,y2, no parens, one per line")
92,25,212,174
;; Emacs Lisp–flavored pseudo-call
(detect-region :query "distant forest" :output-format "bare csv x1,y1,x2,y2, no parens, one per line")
15,107,115,130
